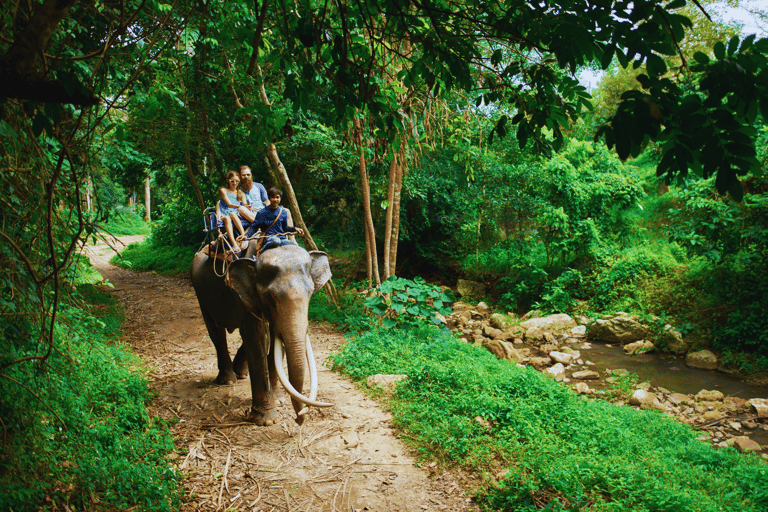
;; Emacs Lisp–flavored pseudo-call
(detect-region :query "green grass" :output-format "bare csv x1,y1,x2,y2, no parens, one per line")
101,206,152,236
328,318,768,511
111,238,198,275
0,283,181,511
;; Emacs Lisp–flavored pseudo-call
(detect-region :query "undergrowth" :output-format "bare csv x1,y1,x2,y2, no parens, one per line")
0,282,181,511
110,236,197,275
99,206,152,236
327,318,768,511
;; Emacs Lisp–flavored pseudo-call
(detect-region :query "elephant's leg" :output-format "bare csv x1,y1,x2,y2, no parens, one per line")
201,308,237,385
242,320,278,426
232,344,249,379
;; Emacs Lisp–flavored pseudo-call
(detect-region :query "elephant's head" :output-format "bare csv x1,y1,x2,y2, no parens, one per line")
225,245,332,417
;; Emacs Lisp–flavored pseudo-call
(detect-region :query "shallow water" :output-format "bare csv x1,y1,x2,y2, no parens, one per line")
582,342,768,400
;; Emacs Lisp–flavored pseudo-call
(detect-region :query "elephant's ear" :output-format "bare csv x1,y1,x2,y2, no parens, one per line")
308,251,332,294
226,259,260,310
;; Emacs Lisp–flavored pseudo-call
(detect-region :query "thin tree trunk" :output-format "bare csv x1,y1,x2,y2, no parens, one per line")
256,66,339,305
389,143,404,277
143,175,151,221
382,145,398,280
185,150,205,213
353,116,380,289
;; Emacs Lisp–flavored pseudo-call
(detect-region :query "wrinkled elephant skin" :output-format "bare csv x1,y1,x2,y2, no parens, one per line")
191,244,331,425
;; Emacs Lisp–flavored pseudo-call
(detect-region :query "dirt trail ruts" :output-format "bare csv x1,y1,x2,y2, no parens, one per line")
86,236,480,512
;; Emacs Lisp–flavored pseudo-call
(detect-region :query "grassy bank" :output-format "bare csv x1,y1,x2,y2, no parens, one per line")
313,295,768,512
0,282,181,511
110,236,197,275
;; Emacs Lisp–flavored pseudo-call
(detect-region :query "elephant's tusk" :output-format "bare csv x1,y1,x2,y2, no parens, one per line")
298,334,318,416
274,335,333,409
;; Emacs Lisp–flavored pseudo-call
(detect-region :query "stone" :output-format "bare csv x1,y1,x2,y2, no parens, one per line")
539,343,558,355
367,374,407,392
572,370,600,380
731,437,762,452
542,332,557,344
702,410,724,422
573,383,591,395
520,310,542,321
549,351,573,365
476,302,491,312
724,397,750,413
662,326,690,355
340,432,360,449
520,314,577,341
623,340,654,355
529,356,552,370
570,325,587,336
729,422,742,431
489,313,511,330
748,398,768,419
483,325,504,339
456,279,486,300
481,339,522,363
451,301,473,313
559,347,580,359
695,389,724,402
629,389,657,408
668,393,692,406
686,350,718,370
587,313,650,344
546,363,566,381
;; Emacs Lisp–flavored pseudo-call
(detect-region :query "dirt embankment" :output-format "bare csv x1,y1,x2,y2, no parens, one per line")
87,237,479,512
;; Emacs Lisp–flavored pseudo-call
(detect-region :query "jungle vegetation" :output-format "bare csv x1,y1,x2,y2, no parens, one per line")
1,0,767,510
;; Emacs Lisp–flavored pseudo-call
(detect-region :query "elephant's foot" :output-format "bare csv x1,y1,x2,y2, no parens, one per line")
246,406,278,426
215,369,238,385
233,350,249,379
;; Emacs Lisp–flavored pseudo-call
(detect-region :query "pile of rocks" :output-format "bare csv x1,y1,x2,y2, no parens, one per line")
441,301,768,455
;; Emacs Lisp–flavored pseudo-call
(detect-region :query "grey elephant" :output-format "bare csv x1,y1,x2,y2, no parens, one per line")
190,243,333,426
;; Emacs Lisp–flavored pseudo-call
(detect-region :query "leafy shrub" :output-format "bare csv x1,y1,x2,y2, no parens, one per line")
100,206,152,236
363,276,456,329
0,283,181,511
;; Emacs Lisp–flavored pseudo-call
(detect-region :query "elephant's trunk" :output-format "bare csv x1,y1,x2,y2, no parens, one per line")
274,334,332,408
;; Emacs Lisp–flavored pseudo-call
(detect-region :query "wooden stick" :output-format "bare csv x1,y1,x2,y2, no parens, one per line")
217,449,231,510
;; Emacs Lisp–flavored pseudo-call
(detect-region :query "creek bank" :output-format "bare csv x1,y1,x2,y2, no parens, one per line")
442,301,768,457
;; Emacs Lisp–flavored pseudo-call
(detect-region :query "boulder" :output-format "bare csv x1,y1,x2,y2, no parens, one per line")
662,326,690,355
702,410,724,422
686,350,718,370
748,398,768,419
483,325,504,339
623,340,654,355
546,363,566,381
570,325,587,336
456,279,486,300
695,389,724,402
520,310,542,321
574,382,592,394
520,314,577,341
724,397,750,414
549,351,573,365
572,370,600,380
539,343,559,355
367,374,408,393
451,301,474,313
529,356,552,370
629,389,657,408
587,313,650,344
489,313,512,330
730,437,762,452
479,339,523,363
668,393,693,406
542,332,557,344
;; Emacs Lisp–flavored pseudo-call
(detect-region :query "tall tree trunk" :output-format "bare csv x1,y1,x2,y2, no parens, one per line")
185,149,205,213
256,66,339,305
143,175,151,222
383,136,405,279
353,116,380,289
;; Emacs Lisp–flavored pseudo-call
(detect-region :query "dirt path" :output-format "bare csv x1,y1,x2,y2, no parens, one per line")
87,237,479,512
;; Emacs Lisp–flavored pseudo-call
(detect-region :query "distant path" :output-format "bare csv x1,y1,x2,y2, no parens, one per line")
86,236,479,512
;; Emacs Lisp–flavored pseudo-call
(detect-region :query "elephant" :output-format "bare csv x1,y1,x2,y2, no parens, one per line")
190,243,333,426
